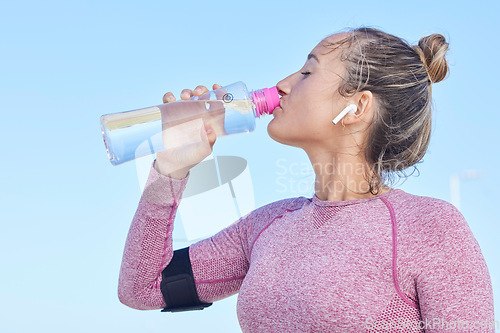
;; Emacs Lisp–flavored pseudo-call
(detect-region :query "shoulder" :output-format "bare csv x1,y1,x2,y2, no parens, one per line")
390,189,455,211
390,190,464,227
253,195,308,214
237,196,309,240
392,190,477,249
422,196,466,231
242,196,308,226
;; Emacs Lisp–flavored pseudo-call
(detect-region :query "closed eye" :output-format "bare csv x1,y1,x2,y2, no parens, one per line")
301,71,311,76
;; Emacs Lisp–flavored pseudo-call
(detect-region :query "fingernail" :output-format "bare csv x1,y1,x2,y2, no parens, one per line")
167,96,174,101
194,88,202,93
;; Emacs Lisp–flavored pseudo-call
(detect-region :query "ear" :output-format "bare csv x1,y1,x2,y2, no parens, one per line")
343,90,374,125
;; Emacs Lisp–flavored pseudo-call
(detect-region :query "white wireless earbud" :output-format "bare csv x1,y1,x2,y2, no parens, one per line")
332,104,357,124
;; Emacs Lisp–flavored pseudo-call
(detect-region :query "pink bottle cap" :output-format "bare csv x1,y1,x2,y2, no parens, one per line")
262,86,281,114
252,86,281,117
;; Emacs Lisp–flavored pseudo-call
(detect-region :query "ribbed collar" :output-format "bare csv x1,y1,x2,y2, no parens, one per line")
311,188,402,207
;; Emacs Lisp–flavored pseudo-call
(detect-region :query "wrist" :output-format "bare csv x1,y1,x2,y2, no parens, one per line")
154,160,189,180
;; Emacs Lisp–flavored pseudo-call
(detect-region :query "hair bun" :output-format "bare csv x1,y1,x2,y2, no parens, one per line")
414,34,449,83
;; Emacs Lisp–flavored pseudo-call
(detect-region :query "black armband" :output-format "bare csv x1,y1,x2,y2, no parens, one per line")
160,247,213,312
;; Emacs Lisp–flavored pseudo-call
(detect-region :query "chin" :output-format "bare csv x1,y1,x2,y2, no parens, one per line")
267,121,300,147
267,120,286,144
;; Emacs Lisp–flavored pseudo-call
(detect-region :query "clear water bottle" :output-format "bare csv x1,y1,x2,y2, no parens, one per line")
100,81,280,166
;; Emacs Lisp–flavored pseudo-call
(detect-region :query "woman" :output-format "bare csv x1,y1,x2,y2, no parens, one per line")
118,27,495,332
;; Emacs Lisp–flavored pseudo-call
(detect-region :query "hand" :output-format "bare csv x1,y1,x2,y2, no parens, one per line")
155,84,222,179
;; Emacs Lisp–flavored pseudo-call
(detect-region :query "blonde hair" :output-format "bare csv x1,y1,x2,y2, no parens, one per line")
323,27,450,195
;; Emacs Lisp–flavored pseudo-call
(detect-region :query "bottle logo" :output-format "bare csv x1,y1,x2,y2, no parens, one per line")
222,93,233,103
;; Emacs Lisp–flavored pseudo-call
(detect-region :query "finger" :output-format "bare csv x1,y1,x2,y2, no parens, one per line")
181,89,192,100
193,85,209,96
213,84,223,98
204,123,217,149
163,92,176,103
213,84,226,100
207,128,216,149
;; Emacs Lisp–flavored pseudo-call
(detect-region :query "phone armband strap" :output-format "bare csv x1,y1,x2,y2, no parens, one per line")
160,247,213,312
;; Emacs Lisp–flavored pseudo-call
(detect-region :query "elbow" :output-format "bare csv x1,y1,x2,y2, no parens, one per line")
118,286,154,310
118,284,160,311
117,285,143,310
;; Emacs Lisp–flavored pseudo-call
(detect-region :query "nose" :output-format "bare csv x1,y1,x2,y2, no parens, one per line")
276,79,290,97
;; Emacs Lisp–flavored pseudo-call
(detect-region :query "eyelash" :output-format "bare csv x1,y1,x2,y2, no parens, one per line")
301,71,311,76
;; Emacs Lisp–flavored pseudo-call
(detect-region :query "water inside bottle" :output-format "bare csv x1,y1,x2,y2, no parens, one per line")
101,99,256,165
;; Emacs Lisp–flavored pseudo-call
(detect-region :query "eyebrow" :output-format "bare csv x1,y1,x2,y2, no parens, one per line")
307,53,320,63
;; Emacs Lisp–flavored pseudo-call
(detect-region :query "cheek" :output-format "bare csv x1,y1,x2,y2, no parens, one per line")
283,93,332,130
301,99,333,126
288,90,319,117
293,108,331,139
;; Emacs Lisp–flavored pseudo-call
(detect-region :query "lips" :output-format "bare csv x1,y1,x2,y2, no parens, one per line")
273,106,283,116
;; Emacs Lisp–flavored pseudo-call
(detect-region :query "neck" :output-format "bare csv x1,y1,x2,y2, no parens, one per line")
307,150,390,202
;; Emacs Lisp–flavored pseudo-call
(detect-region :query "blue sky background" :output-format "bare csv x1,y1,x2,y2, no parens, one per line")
1,0,499,332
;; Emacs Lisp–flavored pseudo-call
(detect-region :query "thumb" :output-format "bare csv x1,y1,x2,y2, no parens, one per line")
204,123,217,148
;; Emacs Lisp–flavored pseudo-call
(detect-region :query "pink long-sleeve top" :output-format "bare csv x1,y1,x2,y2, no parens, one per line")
118,160,495,332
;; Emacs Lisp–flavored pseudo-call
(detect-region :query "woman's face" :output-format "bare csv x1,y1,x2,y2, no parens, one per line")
268,33,351,150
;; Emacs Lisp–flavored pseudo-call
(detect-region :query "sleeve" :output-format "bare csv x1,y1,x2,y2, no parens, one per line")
189,196,306,303
117,159,252,310
415,203,495,332
117,159,190,310
189,215,251,303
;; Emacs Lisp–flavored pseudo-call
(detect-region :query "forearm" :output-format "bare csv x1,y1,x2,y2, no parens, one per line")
118,160,189,310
